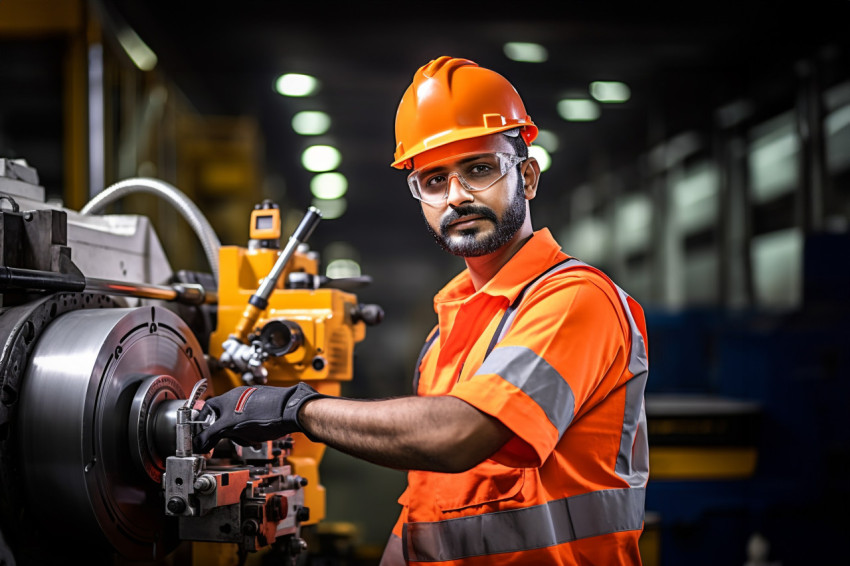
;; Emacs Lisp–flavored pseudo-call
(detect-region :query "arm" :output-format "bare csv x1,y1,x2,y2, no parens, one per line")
192,383,513,473
299,395,513,473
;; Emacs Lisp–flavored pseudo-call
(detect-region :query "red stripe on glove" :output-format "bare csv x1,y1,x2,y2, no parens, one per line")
235,387,257,413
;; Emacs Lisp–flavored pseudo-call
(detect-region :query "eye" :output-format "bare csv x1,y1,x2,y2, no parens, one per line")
424,173,447,187
465,160,496,178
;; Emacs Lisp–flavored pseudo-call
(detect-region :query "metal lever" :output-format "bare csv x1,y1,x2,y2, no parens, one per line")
220,207,322,384
176,378,210,456
231,206,322,343
185,378,208,410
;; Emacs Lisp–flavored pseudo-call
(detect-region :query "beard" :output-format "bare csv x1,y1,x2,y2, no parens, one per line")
423,177,527,257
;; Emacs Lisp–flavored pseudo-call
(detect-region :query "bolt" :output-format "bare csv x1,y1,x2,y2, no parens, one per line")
193,474,216,494
166,497,186,514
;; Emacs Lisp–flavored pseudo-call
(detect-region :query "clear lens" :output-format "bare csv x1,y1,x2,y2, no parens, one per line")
408,152,523,203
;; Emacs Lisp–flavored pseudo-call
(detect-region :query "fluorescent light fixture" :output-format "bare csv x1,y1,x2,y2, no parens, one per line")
503,42,548,63
312,198,348,220
326,257,361,278
589,81,631,103
557,99,600,122
292,111,331,135
116,27,157,71
301,145,341,172
529,145,551,171
310,172,348,199
275,73,319,97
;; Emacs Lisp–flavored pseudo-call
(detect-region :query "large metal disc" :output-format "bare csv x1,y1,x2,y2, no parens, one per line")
16,305,209,561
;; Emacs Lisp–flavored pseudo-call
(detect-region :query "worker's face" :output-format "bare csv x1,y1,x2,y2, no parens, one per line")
413,134,532,257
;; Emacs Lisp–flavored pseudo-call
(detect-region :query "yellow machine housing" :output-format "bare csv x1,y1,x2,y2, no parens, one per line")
208,239,367,527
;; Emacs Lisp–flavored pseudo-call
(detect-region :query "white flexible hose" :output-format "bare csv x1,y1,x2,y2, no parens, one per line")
80,178,221,280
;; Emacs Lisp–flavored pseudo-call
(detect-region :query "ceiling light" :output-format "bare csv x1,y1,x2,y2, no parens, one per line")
503,42,548,63
301,145,341,172
557,99,600,122
275,73,319,97
310,172,348,199
312,198,348,221
116,27,157,71
529,146,551,171
326,257,361,278
292,111,331,135
589,81,631,103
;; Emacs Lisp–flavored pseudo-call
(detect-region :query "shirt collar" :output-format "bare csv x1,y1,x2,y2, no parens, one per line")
434,228,568,307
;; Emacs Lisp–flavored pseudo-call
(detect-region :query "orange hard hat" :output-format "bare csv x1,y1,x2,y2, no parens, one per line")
391,56,538,169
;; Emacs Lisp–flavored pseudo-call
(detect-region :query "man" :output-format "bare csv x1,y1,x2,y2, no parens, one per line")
194,56,650,565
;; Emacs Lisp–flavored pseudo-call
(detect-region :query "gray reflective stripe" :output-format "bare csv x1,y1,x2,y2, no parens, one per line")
618,379,649,487
474,345,575,436
613,285,650,487
412,328,440,395
404,487,645,562
487,259,650,487
493,258,580,345
379,533,406,566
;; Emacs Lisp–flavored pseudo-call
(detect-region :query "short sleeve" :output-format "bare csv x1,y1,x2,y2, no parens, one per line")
449,271,628,467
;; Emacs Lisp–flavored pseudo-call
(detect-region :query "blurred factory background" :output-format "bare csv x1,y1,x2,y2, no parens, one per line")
2,1,849,564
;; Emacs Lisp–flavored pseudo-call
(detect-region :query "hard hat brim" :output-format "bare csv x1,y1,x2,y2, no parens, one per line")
391,123,537,169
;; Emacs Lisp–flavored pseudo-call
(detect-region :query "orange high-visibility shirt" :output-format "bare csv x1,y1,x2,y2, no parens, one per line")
386,228,649,566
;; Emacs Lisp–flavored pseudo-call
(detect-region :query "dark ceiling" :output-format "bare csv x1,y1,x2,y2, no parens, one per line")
100,1,850,320
104,2,849,184
105,3,848,197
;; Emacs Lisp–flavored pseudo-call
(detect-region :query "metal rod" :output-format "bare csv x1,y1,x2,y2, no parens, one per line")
0,266,217,305
255,206,322,301
84,278,217,305
0,266,85,292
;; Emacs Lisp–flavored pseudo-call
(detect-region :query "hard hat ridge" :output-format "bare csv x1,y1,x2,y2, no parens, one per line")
391,56,538,169
419,55,475,79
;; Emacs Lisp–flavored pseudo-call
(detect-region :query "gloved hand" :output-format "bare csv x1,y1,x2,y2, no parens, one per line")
192,382,325,454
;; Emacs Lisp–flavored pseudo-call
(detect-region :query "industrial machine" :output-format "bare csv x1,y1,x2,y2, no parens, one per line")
0,158,382,565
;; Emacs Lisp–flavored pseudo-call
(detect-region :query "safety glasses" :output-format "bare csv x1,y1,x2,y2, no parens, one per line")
407,152,524,204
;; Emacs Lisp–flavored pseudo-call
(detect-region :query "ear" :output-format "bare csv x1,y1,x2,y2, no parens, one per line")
521,157,541,200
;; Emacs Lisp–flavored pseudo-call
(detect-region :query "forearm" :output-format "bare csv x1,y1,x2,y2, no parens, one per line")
298,395,512,472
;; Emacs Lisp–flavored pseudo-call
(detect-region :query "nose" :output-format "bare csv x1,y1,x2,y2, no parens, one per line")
445,173,473,208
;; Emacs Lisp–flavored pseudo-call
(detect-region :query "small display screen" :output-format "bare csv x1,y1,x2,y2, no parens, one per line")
255,215,274,229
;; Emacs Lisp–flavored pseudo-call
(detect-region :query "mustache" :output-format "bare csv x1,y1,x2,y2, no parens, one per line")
440,205,498,233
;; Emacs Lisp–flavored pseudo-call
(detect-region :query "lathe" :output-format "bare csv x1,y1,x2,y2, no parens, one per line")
0,157,382,565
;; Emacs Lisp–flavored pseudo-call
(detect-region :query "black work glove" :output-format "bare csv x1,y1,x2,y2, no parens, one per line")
192,382,325,454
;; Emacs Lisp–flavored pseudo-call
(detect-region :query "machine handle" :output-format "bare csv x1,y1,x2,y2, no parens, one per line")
232,207,323,343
